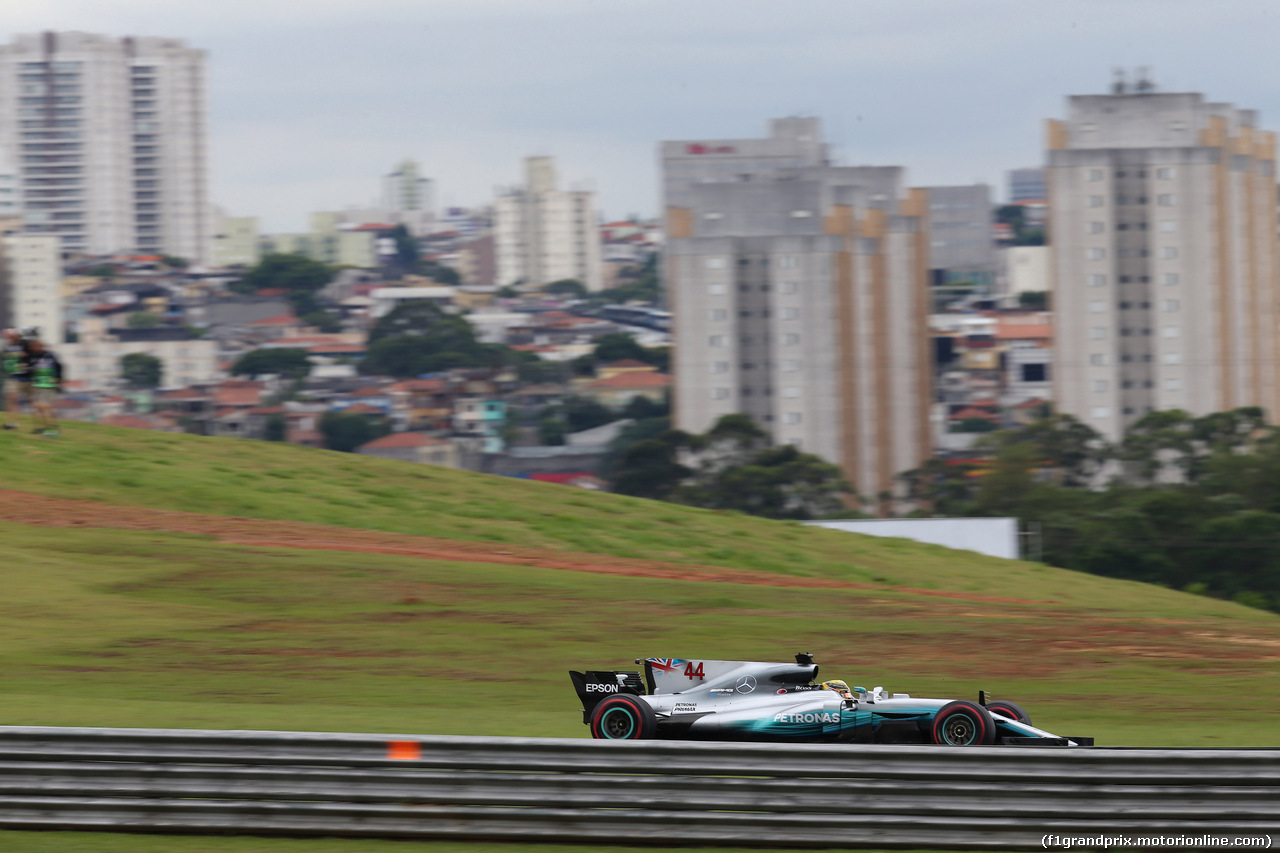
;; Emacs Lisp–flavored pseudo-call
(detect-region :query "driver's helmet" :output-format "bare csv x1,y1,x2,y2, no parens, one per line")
821,679,853,699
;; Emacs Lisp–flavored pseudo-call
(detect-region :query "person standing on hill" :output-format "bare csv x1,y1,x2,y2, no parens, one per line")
25,335,62,437
2,328,32,431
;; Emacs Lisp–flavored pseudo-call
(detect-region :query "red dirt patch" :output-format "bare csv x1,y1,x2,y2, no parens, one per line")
0,489,1052,605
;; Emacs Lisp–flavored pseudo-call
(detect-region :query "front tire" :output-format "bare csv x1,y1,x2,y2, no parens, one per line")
589,694,657,740
931,700,996,746
985,700,1031,725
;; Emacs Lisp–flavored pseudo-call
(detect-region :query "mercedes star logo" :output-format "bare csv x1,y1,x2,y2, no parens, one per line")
734,675,757,694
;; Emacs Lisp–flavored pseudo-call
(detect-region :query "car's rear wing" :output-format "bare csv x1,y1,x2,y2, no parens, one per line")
568,670,645,724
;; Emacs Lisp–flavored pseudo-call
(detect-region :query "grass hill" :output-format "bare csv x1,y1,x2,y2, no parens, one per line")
1,420,1278,752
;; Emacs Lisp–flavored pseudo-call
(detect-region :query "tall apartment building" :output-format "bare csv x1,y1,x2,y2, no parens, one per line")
1047,84,1280,440
922,183,995,289
0,224,63,344
660,116,829,211
494,156,602,292
665,158,931,504
382,159,435,236
1008,167,1047,203
0,32,209,262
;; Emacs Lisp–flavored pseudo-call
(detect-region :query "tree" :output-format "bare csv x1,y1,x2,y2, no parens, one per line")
545,279,587,299
1018,291,1049,310
88,263,115,279
611,430,694,500
301,310,342,333
362,299,505,377
592,332,648,364
126,311,162,329
160,255,189,270
319,411,390,453
120,352,163,390
679,444,852,519
232,348,312,380
264,413,287,442
235,253,334,318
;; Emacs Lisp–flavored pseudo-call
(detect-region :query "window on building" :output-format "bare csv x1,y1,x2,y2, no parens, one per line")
705,257,726,269
782,333,800,346
1157,167,1175,179
1093,380,1110,392
782,359,801,372
1164,378,1181,391
1160,220,1177,232
708,283,726,295
1161,247,1178,260
710,361,729,374
1087,248,1106,260
782,412,802,424
1089,353,1107,366
708,335,726,347
779,255,798,268
1161,273,1179,286
708,308,727,321
779,281,798,294
1091,406,1111,418
1088,274,1107,287
1087,168,1104,181
1021,363,1047,382
1088,300,1105,313
783,387,801,398
780,308,799,320
1088,221,1104,234
1088,195,1104,207
1162,326,1181,338
711,388,730,400
1090,327,1106,339
1162,299,1180,312
1157,194,1176,206
1164,352,1181,364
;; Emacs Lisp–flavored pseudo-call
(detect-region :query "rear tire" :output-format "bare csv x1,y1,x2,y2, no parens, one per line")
931,700,996,746
589,694,657,740
985,700,1031,725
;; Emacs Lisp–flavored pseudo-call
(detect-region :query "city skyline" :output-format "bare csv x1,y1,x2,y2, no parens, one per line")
5,0,1279,232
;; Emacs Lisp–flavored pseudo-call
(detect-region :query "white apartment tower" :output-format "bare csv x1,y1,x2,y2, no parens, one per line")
1047,80,1280,440
0,223,63,344
382,159,435,236
495,156,602,292
665,122,932,506
0,32,210,262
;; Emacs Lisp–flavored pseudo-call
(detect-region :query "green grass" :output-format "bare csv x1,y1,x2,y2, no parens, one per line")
1,521,1278,745
2,422,1279,850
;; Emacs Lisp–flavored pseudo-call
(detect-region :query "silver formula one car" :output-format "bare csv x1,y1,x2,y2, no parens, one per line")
570,654,1092,747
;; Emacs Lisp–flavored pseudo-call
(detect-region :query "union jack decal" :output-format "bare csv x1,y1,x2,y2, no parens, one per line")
646,658,683,673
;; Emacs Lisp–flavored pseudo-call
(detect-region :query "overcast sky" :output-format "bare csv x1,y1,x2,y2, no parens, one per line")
8,0,1279,231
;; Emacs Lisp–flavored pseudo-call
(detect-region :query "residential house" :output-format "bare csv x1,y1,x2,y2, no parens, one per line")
355,432,460,468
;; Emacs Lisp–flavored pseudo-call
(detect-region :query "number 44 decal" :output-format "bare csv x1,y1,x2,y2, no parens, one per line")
683,662,705,680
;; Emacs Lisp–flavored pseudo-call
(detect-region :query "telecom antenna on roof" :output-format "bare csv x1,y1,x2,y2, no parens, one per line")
1135,67,1155,92
1111,67,1127,94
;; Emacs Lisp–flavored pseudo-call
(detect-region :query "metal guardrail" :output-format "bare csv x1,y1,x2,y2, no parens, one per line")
0,726,1275,848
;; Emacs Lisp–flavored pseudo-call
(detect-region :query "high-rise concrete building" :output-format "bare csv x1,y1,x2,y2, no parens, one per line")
494,156,602,292
0,32,209,261
0,224,63,344
665,158,932,505
660,117,829,211
1047,82,1280,440
922,183,995,289
1008,167,1047,203
382,159,435,236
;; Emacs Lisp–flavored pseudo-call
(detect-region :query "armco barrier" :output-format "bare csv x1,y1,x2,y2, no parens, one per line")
0,727,1275,848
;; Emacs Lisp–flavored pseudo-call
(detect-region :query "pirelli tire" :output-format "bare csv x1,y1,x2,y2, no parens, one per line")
589,694,658,740
931,700,997,747
985,699,1031,725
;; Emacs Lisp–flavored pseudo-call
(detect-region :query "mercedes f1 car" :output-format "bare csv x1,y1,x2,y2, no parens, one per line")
570,654,1092,747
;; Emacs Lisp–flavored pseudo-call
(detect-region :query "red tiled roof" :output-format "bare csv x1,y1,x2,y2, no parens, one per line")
1014,397,1048,409
358,432,449,450
996,323,1052,341
249,313,301,326
213,387,262,407
951,407,1000,420
344,402,382,414
349,386,387,398
586,372,671,390
969,398,999,408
